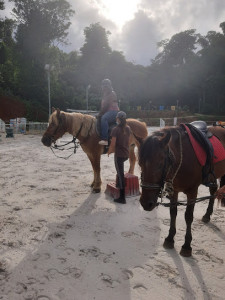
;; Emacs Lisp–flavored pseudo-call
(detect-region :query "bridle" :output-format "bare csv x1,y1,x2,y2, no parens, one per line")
140,130,183,198
49,118,94,160
140,146,174,191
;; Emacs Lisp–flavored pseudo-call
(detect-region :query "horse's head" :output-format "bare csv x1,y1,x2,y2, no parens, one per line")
139,130,171,211
42,108,67,147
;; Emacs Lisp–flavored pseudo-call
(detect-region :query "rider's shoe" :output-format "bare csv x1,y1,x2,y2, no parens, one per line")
99,140,108,145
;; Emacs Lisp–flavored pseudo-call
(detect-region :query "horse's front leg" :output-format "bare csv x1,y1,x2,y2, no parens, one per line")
163,192,178,249
128,144,136,174
180,191,197,257
220,175,225,206
202,184,217,223
87,154,102,193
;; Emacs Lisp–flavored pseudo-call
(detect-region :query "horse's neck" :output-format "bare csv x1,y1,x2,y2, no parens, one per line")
65,112,96,138
169,128,185,165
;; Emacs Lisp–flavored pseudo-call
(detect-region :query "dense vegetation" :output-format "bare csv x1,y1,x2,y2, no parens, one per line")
1,0,225,121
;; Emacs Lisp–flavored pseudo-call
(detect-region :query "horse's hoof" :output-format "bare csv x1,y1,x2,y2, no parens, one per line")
163,239,174,249
180,246,192,257
202,215,210,223
93,188,101,193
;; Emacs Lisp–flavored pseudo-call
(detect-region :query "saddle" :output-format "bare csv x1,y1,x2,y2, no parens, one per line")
96,116,116,154
181,121,216,187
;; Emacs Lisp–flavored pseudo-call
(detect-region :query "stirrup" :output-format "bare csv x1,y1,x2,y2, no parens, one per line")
99,140,108,146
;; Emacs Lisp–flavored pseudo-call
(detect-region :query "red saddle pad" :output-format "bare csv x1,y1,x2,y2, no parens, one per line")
183,124,225,166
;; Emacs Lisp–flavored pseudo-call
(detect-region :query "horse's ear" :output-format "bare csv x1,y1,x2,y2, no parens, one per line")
56,108,60,118
160,131,171,147
59,112,66,123
52,107,56,113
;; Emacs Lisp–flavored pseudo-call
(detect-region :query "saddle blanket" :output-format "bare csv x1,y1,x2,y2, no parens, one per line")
183,124,225,166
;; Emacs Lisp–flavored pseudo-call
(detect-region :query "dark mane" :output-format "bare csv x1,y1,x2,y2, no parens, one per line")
139,126,180,166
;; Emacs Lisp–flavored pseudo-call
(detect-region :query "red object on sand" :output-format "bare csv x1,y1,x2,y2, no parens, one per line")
105,173,140,198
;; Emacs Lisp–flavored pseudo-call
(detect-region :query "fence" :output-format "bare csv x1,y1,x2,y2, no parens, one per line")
25,122,48,134
3,122,48,135
0,119,5,132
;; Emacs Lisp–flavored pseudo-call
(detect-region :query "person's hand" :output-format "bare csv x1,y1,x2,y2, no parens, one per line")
215,185,225,200
215,191,225,200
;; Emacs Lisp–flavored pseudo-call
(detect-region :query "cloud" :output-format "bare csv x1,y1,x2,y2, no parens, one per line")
139,0,225,38
65,0,117,52
117,10,160,65
3,0,225,66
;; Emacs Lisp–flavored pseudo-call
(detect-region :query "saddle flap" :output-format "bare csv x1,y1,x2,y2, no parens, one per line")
96,116,116,138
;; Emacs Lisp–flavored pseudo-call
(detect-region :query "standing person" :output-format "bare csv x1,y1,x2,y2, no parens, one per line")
98,79,119,146
107,111,131,204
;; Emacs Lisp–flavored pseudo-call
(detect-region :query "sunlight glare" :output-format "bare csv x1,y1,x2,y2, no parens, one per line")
97,0,140,29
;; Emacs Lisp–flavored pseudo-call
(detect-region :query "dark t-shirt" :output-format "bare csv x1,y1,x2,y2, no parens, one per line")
111,125,131,158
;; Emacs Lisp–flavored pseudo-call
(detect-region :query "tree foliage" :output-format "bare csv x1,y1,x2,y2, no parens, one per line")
1,1,225,120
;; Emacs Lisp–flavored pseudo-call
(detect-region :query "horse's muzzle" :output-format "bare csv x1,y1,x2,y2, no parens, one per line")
140,194,158,211
41,135,52,147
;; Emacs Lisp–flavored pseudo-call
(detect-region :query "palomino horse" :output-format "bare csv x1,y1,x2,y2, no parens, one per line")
139,125,225,257
42,108,148,192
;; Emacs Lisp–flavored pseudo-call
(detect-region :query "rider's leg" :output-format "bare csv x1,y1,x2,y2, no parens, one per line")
100,110,118,142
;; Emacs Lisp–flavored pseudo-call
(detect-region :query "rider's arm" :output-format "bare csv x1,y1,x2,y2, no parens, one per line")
107,137,116,156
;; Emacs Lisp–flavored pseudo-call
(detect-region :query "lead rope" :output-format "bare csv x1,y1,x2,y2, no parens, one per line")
162,130,183,200
158,194,215,207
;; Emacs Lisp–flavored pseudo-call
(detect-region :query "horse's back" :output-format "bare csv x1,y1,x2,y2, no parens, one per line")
208,126,225,148
127,118,148,139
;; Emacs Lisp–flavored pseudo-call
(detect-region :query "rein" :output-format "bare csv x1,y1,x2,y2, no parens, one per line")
50,123,84,160
156,194,215,208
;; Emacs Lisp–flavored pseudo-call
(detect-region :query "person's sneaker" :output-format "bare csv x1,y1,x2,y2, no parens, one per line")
99,140,108,145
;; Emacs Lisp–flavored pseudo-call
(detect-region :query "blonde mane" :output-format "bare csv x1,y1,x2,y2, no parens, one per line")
63,111,96,137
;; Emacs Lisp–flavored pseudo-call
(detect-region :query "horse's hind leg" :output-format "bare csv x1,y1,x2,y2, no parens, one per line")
202,184,217,223
163,193,178,249
128,144,136,174
87,154,102,193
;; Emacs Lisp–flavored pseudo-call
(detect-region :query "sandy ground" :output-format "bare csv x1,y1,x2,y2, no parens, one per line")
0,132,224,300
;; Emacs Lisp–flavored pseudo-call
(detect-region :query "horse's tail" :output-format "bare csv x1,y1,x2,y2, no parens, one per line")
127,118,148,146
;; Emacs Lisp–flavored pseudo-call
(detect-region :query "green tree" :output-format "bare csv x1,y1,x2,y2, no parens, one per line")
77,23,112,88
9,0,75,111
0,0,16,92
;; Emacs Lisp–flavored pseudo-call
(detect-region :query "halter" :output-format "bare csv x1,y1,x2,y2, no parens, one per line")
141,130,183,198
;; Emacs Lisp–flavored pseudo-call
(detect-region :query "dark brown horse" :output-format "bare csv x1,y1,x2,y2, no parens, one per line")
42,108,148,192
139,125,225,257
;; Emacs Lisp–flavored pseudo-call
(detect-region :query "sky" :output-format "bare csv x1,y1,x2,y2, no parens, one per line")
2,0,225,66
